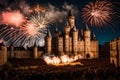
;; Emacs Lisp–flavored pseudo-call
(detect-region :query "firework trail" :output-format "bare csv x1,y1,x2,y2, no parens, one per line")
0,1,78,48
82,0,114,27
0,5,50,48
0,11,49,48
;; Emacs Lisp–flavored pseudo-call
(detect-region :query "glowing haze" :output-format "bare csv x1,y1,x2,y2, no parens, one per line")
1,11,25,27
0,1,77,48
44,54,83,65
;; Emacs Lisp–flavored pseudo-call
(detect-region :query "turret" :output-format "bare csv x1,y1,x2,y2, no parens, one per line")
92,33,97,41
63,23,70,55
57,37,63,55
84,24,90,38
54,27,60,37
64,22,70,35
33,44,38,59
45,29,52,55
67,10,75,29
84,24,91,58
1,43,7,65
72,26,78,55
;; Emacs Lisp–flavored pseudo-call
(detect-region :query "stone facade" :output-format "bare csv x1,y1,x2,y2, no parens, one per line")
45,11,99,59
110,37,120,67
0,45,7,66
0,45,43,66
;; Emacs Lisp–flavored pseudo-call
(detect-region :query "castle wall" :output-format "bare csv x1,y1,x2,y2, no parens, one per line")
84,30,91,58
63,34,70,55
91,41,99,58
78,40,85,57
72,29,78,55
45,37,52,55
0,51,4,66
57,37,63,55
0,46,7,66
110,38,120,67
14,50,31,58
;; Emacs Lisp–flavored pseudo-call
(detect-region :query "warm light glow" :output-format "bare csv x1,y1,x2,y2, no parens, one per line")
25,22,40,36
43,54,83,65
2,11,25,27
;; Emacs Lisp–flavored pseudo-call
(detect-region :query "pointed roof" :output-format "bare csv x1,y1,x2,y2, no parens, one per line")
68,9,73,17
65,22,70,28
85,24,90,31
55,26,58,31
73,26,77,31
92,32,97,40
67,21,69,26
54,27,60,36
46,29,51,37
93,33,96,38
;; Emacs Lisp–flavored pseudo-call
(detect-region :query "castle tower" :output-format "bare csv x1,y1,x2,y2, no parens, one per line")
67,10,75,29
54,27,60,55
10,44,14,58
80,29,84,39
84,24,91,58
63,23,70,55
33,46,38,59
91,33,99,58
1,44,7,64
54,27,60,38
57,37,63,55
72,26,78,55
45,29,52,55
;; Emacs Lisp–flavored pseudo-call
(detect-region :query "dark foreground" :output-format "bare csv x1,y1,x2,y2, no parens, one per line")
0,58,120,80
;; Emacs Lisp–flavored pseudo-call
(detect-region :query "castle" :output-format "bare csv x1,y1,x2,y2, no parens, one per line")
45,11,99,59
110,37,120,67
0,11,99,66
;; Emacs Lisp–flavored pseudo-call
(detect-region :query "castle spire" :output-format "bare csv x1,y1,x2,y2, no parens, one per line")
67,9,75,28
55,26,58,31
66,21,69,26
47,29,51,37
92,32,97,40
85,24,90,31
68,9,73,17
73,26,77,31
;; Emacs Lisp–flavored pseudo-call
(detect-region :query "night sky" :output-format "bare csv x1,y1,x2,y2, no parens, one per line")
27,0,120,45
0,0,120,45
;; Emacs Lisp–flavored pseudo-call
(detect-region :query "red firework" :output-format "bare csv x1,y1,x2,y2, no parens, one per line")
82,0,114,27
2,11,25,27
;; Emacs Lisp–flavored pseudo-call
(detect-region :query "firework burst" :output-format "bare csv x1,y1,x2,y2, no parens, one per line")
0,10,49,48
0,1,78,48
1,11,25,27
82,0,114,27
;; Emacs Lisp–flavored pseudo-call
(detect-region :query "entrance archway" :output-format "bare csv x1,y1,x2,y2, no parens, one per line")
86,53,90,59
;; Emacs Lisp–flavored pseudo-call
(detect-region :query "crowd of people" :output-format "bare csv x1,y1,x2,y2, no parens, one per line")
0,58,120,80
